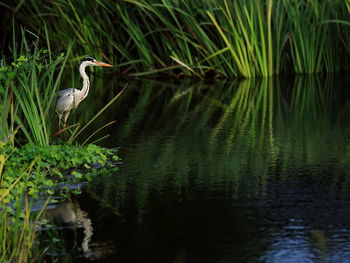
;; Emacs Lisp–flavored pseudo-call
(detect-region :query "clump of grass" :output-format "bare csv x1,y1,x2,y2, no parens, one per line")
207,0,278,77
284,0,342,74
11,51,69,145
3,0,350,78
0,27,70,145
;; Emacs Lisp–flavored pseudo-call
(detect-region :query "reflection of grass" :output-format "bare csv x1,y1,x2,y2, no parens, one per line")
84,76,350,218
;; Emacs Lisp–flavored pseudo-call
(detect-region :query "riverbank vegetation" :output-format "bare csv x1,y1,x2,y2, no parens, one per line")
2,0,350,78
0,139,119,262
0,28,120,263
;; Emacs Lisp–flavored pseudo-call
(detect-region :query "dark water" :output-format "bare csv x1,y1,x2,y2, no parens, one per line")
44,75,350,263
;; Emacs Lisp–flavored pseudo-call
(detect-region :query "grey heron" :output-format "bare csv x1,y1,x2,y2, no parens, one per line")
56,57,112,126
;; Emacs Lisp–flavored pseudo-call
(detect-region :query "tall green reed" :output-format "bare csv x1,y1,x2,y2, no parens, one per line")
4,0,350,78
0,28,70,145
284,0,342,74
0,78,18,146
207,0,279,77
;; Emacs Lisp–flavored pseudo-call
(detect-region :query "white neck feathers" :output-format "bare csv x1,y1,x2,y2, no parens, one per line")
79,62,90,101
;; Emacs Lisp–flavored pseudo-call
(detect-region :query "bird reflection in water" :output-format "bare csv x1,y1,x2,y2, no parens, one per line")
45,201,116,260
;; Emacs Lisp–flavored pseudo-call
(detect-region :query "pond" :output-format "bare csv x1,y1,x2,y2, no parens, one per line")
42,75,350,263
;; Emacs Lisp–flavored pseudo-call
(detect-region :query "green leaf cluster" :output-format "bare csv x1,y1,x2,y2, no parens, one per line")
0,143,119,203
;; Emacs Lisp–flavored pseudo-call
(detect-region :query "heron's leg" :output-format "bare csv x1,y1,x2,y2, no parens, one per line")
58,113,63,129
63,111,70,127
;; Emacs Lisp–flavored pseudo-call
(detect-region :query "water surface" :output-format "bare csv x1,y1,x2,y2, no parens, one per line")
44,75,350,263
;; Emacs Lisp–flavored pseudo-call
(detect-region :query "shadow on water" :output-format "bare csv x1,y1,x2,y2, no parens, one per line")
43,75,350,263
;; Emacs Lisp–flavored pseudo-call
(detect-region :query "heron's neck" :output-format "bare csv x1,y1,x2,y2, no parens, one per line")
79,63,90,101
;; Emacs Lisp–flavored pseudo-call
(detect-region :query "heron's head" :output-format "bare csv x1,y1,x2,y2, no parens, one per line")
81,57,112,67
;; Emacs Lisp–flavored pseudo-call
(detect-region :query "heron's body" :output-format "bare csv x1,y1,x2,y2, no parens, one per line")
55,57,112,126
56,88,83,123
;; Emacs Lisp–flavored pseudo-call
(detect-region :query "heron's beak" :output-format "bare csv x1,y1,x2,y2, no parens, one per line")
95,61,113,67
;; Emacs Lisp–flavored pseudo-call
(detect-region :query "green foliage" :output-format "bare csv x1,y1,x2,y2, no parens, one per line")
207,0,277,77
0,196,43,263
0,143,119,203
0,29,70,145
0,152,47,263
4,0,350,78
284,0,342,73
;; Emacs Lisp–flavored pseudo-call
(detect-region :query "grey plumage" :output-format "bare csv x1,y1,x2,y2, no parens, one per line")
55,57,112,126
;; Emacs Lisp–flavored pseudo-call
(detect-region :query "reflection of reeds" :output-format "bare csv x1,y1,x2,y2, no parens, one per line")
85,76,350,217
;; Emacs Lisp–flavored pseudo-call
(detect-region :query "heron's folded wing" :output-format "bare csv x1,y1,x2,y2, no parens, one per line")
56,92,74,112
57,88,75,97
